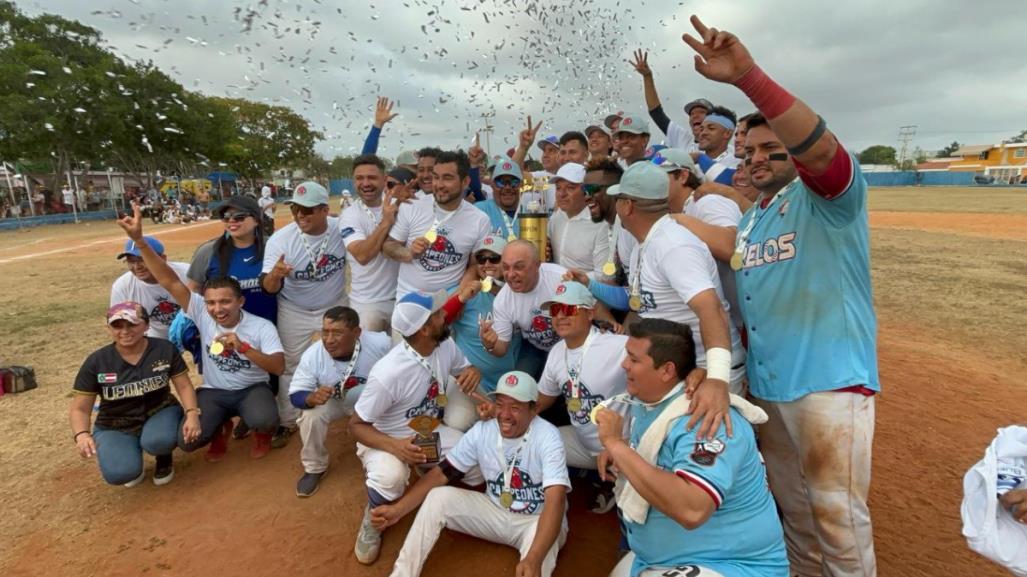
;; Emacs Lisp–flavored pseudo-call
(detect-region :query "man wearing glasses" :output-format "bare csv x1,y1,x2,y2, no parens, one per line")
261,181,348,448
340,155,402,333
475,159,524,241
110,236,191,340
548,162,612,281
583,159,636,280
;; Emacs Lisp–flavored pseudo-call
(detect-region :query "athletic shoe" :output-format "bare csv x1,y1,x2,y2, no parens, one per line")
251,431,272,459
123,470,146,488
589,481,617,514
354,505,382,564
232,419,252,440
270,425,296,449
205,421,234,462
296,471,326,497
153,454,175,486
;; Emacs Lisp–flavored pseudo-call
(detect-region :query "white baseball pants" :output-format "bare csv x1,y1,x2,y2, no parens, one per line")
350,299,394,333
389,487,567,577
297,384,363,474
609,553,725,577
754,392,877,577
276,296,347,428
559,425,599,470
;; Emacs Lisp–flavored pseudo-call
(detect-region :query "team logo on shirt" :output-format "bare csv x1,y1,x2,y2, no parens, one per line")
487,466,545,514
150,297,180,326
294,253,345,281
97,373,118,384
635,290,657,314
150,359,170,373
740,232,797,270
333,375,366,399
340,226,356,239
417,228,464,272
526,309,558,349
207,347,252,374
690,438,725,466
404,377,445,420
561,381,603,425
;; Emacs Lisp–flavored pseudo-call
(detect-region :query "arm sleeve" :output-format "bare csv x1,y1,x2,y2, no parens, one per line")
339,206,368,246
187,241,215,285
798,148,866,229
540,427,572,489
387,204,412,243
664,245,716,305
443,423,481,473
170,347,189,376
261,234,284,274
288,348,320,396
537,351,562,397
491,292,515,341
353,372,394,424
185,292,206,322
587,278,630,311
448,340,472,375
257,320,285,355
362,126,381,155
72,354,99,394
695,196,742,228
590,225,611,280
669,419,737,509
110,275,128,306
648,105,672,136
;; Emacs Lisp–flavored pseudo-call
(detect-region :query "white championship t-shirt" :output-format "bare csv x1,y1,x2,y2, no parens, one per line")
288,330,391,397
185,293,284,391
548,207,610,278
354,338,471,438
389,197,491,299
446,416,571,516
262,218,347,311
664,120,702,155
339,201,400,304
539,330,628,456
110,262,191,340
629,215,742,367
492,263,567,352
683,195,743,331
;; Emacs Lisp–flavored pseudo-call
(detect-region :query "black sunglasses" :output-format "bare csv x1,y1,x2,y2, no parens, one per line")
289,204,324,216
582,183,610,197
494,177,521,188
475,253,501,265
221,212,251,223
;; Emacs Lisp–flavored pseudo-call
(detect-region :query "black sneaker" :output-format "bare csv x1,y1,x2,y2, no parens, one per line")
153,454,174,486
270,425,296,449
232,419,252,440
589,480,616,514
296,471,325,497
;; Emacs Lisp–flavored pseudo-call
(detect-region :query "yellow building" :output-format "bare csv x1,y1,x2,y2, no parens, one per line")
948,143,1027,183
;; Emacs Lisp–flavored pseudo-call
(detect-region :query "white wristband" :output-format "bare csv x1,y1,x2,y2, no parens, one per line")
705,347,732,384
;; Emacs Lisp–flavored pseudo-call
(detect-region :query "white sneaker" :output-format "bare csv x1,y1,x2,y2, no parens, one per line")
354,505,382,564
123,470,146,488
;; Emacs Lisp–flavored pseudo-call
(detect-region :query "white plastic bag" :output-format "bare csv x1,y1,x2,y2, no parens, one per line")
962,425,1027,576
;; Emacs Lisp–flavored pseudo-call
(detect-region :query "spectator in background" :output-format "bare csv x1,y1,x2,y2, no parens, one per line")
259,186,276,235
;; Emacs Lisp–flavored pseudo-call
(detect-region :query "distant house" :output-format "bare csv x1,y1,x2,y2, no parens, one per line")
948,143,1027,183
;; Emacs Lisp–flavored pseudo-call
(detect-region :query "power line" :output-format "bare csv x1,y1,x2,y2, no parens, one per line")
897,125,917,168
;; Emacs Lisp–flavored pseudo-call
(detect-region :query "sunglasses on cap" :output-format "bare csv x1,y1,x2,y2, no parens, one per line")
475,253,502,265
549,303,588,317
494,177,521,188
289,204,325,216
581,183,610,197
221,212,252,223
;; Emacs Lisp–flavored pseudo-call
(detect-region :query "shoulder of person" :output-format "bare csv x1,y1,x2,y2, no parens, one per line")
267,221,299,243
539,262,567,278
361,330,392,350
530,415,562,441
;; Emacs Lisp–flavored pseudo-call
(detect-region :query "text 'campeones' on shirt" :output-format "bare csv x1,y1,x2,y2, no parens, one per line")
185,293,284,391
354,338,470,438
735,154,879,402
188,240,277,323
73,338,188,434
109,262,191,340
261,218,348,311
339,201,400,304
623,390,788,577
445,416,571,517
491,263,567,352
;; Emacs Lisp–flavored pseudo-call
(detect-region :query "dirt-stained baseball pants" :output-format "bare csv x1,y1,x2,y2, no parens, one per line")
277,296,347,429
297,384,363,474
389,487,567,577
754,392,877,577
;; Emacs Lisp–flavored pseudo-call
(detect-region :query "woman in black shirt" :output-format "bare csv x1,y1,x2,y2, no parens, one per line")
70,302,201,486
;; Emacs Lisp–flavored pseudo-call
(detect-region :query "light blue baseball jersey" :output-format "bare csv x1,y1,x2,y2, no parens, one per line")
448,288,520,394
622,391,788,577
475,199,520,239
735,154,879,402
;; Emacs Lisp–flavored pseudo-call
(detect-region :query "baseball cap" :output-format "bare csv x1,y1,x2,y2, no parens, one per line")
652,148,704,183
492,158,523,181
214,195,261,219
603,112,624,130
613,114,650,136
388,166,416,184
550,162,586,185
541,281,596,312
584,124,608,137
117,236,165,259
396,150,418,167
488,371,539,403
605,161,669,200
391,290,448,337
285,181,329,208
107,301,147,325
644,144,667,159
475,233,508,255
536,135,560,151
684,98,714,115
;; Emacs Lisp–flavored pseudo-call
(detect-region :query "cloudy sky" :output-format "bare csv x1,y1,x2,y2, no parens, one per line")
20,0,1027,161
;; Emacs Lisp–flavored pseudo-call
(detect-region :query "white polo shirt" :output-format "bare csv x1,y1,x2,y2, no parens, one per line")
548,207,610,279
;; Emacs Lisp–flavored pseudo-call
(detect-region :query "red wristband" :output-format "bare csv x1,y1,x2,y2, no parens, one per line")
442,294,466,325
238,342,252,354
733,64,796,120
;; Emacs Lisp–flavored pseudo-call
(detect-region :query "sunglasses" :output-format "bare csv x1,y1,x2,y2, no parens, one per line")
475,253,502,265
221,212,251,223
581,183,610,197
549,303,586,317
494,177,521,188
289,204,324,216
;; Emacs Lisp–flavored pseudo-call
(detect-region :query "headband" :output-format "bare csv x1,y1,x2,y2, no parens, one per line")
704,114,736,132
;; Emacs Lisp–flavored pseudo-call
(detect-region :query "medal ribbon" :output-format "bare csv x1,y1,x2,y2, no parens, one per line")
332,339,361,400
356,198,381,226
497,425,531,505
564,328,597,401
300,231,331,269
733,182,798,259
402,341,445,399
429,201,460,234
500,204,520,238
629,214,672,303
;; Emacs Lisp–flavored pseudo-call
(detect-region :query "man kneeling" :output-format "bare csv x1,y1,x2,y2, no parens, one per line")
597,318,787,577
371,371,570,577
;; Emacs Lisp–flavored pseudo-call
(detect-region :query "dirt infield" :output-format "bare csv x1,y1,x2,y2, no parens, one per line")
1,195,1025,577
870,211,1027,241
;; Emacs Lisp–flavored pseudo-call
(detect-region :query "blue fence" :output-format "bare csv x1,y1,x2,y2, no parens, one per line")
864,171,980,187
329,179,354,196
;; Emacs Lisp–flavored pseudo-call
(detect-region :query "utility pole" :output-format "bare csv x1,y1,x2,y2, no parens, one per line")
480,111,495,158
897,125,917,170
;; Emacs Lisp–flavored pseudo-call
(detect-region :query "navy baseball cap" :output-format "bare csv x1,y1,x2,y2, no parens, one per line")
117,236,165,259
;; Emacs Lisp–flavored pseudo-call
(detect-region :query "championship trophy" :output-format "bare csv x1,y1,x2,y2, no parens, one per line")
408,415,441,463
518,174,549,261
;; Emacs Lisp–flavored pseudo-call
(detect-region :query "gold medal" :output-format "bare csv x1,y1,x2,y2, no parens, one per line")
481,276,493,292
730,251,744,271
424,228,438,242
436,393,448,407
628,294,642,311
500,491,514,508
590,404,603,424
602,261,616,276
568,397,582,413
209,341,224,355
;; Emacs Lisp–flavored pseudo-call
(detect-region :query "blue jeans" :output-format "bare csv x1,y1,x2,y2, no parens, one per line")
92,405,183,485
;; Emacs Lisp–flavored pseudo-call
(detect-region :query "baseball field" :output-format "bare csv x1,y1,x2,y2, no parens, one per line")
0,186,1025,576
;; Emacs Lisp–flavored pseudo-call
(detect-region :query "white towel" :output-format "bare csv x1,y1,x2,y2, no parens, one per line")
614,391,768,524
961,425,1027,576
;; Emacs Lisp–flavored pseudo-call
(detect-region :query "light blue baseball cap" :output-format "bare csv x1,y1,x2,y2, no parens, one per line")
117,236,165,259
613,114,650,136
605,161,669,200
541,280,596,312
491,158,523,181
285,181,329,207
652,148,704,183
489,371,539,403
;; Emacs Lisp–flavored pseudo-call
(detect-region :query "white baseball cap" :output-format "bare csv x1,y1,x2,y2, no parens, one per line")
391,290,448,337
551,162,586,185
488,371,539,403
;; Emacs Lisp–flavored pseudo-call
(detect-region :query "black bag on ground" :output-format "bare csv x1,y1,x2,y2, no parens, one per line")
1,366,38,393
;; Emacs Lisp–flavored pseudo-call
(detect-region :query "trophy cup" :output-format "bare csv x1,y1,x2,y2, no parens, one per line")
408,415,442,463
518,174,549,261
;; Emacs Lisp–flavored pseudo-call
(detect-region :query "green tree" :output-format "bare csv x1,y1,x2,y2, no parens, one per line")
1007,130,1026,144
936,141,961,158
857,145,897,165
